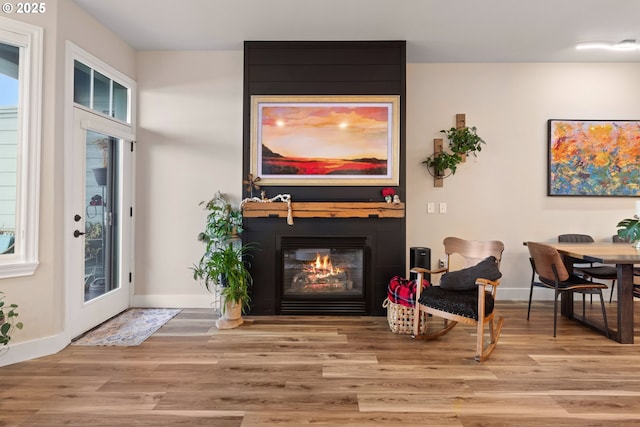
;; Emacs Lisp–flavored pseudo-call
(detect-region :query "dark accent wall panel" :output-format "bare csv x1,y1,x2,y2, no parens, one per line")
242,41,406,315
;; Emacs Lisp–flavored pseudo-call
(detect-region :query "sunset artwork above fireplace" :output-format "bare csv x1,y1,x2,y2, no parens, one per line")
250,95,400,186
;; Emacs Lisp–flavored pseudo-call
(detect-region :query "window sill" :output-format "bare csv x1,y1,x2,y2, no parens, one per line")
0,260,39,279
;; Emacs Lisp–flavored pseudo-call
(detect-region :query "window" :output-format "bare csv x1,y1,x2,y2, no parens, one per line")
73,60,130,123
0,42,19,249
0,17,43,278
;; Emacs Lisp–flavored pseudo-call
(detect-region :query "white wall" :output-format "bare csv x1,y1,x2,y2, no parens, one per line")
134,51,244,307
406,63,640,299
132,57,640,307
2,7,639,363
0,4,62,356
0,0,136,365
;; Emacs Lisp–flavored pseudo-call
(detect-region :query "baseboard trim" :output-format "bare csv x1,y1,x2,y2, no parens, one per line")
132,293,216,308
0,333,68,367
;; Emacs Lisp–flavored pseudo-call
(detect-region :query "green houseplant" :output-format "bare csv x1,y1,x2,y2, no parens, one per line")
423,151,463,177
210,242,253,310
0,291,23,351
423,125,486,177
441,125,485,157
617,217,640,248
192,192,255,328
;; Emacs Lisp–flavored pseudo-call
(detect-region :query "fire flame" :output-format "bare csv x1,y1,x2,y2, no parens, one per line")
304,253,343,278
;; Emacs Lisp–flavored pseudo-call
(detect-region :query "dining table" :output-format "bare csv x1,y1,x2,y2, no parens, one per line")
542,242,640,344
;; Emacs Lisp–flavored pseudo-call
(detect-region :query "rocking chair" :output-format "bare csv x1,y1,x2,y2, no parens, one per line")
411,237,505,361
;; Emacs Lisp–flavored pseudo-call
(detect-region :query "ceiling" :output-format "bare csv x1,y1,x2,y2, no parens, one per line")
72,0,640,63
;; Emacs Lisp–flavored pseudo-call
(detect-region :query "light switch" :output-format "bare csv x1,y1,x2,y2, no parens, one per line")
427,202,435,214
439,202,447,214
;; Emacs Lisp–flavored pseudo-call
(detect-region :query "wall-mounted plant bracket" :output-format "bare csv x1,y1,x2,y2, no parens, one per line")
431,113,466,187
433,138,445,187
455,113,467,163
424,113,485,187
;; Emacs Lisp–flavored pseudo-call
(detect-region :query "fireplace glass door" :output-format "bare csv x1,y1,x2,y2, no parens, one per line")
283,247,364,298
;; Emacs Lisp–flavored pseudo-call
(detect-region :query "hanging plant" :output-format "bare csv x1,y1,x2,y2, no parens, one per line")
422,151,462,177
423,125,486,178
441,126,485,157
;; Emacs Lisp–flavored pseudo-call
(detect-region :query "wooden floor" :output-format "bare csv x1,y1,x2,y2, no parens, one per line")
2,301,640,426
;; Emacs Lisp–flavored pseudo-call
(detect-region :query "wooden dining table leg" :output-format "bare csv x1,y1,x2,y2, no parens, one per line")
616,263,635,344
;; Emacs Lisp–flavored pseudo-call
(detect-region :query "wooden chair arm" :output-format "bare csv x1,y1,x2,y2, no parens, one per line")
410,267,448,275
475,278,500,287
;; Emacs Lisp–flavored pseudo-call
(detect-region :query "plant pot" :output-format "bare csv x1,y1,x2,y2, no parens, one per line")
215,298,244,329
93,167,107,186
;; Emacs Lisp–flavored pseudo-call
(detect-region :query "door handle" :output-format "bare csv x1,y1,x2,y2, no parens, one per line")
73,230,85,238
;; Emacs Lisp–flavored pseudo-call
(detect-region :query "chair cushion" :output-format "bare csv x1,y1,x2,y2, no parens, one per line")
418,286,494,320
574,265,617,280
439,256,502,291
539,273,608,290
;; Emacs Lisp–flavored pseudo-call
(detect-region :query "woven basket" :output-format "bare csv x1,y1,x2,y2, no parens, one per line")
383,298,428,335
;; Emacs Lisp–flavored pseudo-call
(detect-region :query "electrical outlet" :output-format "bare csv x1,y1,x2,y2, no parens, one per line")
439,202,447,214
439,259,446,268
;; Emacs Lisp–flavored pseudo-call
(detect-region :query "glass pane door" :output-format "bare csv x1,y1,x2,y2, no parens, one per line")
84,130,120,302
68,107,132,339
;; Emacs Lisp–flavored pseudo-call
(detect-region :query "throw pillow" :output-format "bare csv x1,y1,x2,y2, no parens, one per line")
439,256,502,291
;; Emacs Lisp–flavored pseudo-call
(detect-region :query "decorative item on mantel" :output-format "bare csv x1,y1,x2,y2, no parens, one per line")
243,173,261,198
241,192,294,225
422,113,486,187
616,201,640,249
382,187,396,203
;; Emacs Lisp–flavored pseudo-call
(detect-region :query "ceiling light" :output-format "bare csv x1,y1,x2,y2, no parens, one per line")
576,39,640,51
614,39,639,51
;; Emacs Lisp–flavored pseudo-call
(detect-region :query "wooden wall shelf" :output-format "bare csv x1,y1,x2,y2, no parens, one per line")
242,201,405,219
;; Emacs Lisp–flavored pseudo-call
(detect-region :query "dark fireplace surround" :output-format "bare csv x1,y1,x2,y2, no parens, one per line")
243,214,404,316
242,40,407,316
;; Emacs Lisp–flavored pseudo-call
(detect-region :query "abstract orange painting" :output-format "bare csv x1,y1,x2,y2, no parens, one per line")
251,96,399,185
548,120,640,196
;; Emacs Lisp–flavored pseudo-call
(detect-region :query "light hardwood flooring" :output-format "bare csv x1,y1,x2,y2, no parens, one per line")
2,301,640,426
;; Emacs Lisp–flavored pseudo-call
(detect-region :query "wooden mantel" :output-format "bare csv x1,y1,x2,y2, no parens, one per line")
242,201,405,219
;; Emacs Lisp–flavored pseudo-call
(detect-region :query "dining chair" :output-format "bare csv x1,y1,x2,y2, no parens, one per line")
411,236,504,362
558,234,617,302
527,241,609,338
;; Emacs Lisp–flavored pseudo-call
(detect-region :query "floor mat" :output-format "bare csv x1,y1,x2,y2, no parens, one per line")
71,308,181,346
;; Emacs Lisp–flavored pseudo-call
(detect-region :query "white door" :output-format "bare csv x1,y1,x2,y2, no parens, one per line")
67,107,134,338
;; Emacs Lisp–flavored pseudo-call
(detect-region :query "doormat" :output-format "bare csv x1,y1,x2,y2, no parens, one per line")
71,308,181,346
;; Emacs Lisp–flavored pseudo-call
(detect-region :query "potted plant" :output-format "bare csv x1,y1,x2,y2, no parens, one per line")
441,125,485,158
210,242,254,328
423,125,486,178
422,151,463,177
192,191,255,329
617,217,640,248
0,291,23,356
93,137,109,186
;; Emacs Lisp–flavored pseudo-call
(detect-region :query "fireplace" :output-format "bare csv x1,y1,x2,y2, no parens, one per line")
242,203,405,316
280,236,367,314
